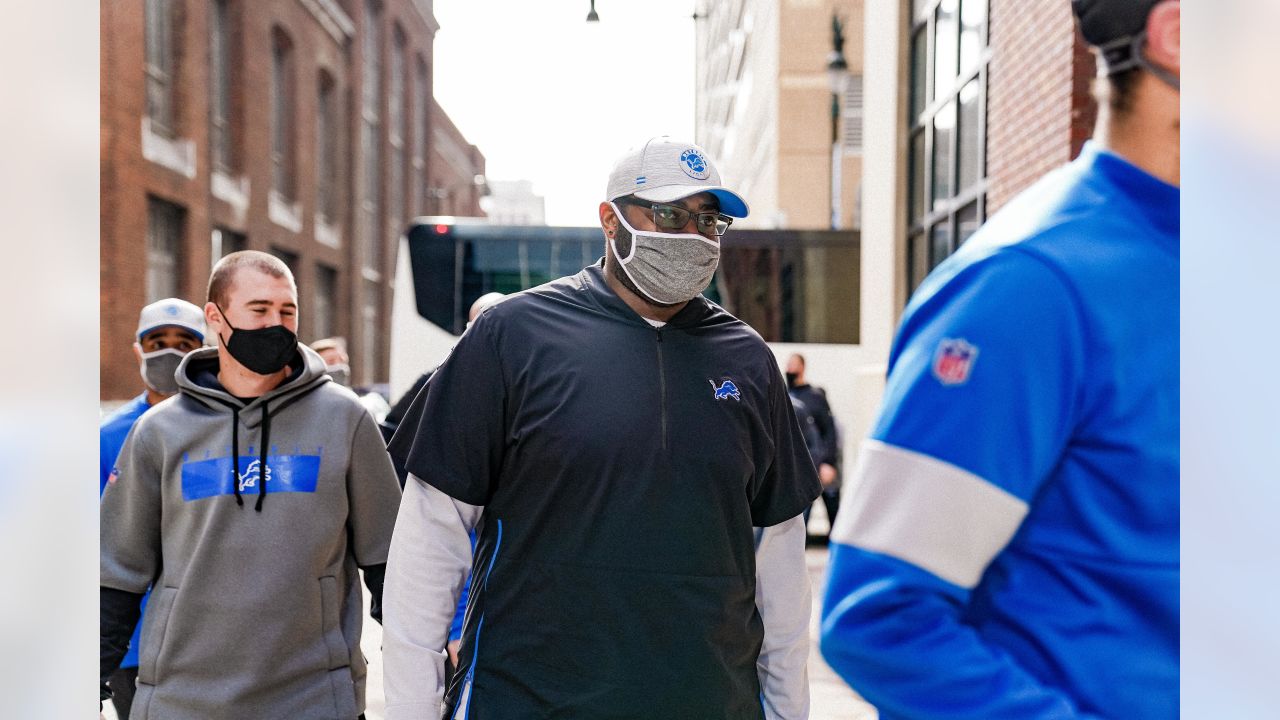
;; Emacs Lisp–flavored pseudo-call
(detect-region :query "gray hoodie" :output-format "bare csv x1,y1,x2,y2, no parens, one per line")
100,345,402,720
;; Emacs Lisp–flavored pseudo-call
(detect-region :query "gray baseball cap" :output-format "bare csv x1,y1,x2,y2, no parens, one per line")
606,136,750,218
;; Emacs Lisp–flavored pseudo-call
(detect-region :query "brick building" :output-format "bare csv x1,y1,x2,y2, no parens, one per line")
425,98,488,217
695,0,867,232
100,0,486,399
693,0,1102,496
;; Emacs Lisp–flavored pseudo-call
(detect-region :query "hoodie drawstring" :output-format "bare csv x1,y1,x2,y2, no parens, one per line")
255,401,270,512
231,407,244,507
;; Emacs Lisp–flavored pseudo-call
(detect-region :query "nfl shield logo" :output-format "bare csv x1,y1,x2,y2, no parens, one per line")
932,338,979,386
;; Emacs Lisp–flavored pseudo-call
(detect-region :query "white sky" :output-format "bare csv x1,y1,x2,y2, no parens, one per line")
431,0,697,226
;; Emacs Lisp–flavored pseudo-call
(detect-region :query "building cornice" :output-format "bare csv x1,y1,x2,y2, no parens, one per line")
297,0,356,45
412,0,440,35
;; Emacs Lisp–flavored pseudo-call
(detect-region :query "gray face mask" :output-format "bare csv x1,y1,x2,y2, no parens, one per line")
139,348,185,396
609,202,720,306
325,363,351,387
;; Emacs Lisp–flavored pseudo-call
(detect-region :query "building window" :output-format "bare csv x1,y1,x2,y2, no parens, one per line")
314,264,339,340
144,0,178,137
361,1,383,272
211,227,246,267
269,246,299,276
414,57,429,216
843,74,864,153
147,197,185,302
361,280,381,385
210,0,234,171
271,28,296,200
317,70,340,224
388,27,407,253
906,0,989,293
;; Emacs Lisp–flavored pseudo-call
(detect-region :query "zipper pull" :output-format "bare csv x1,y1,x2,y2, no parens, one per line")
656,328,663,342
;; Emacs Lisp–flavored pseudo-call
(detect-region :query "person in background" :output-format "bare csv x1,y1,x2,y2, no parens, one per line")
98,298,205,719
785,353,841,533
311,337,351,387
313,336,392,423
820,1,1180,717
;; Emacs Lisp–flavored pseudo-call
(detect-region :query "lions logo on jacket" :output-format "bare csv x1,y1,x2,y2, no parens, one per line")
710,379,741,401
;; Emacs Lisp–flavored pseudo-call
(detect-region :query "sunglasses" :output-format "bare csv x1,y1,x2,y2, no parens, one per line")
616,197,734,237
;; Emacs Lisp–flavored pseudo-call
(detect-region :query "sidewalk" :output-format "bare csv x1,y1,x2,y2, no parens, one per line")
105,539,878,720
359,541,877,719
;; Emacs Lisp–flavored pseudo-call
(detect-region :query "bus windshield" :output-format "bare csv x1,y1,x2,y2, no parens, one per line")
404,219,860,344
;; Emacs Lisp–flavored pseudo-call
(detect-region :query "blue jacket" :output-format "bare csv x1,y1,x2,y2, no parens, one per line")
821,143,1178,719
100,393,153,670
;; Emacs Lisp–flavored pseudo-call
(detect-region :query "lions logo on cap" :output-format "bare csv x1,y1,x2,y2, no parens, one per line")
680,149,710,180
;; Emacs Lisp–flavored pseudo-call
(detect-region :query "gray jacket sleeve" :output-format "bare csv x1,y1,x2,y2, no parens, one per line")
100,419,162,593
345,409,403,567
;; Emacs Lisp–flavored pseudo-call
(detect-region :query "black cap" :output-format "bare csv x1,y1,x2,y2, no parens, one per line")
1072,0,1159,47
1072,0,1161,75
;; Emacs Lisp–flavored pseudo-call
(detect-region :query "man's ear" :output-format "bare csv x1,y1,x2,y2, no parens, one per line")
132,342,144,365
204,302,223,338
1146,0,1179,76
599,201,620,237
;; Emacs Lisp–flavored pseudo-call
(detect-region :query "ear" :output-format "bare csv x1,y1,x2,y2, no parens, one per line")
1145,0,1179,75
599,201,620,237
133,342,144,365
204,302,223,339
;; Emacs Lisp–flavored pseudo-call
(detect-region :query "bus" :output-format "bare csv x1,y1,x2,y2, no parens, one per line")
389,218,870,521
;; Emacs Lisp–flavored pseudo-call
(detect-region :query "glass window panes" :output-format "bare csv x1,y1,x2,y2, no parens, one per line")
933,0,959,98
389,29,405,142
932,100,956,209
910,130,926,223
270,247,299,276
144,0,174,136
362,280,381,384
930,221,952,271
909,231,929,292
210,0,232,171
911,27,927,118
147,197,184,302
957,79,981,193
907,0,987,300
211,227,246,264
317,72,338,222
362,2,381,117
957,201,980,246
411,225,858,343
271,30,294,199
314,265,338,340
362,121,381,270
960,0,987,73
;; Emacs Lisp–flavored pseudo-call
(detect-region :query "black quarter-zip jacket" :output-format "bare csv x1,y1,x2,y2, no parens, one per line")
389,261,820,719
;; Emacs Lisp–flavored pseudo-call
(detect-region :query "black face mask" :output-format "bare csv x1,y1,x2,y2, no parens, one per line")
786,372,800,388
215,303,298,376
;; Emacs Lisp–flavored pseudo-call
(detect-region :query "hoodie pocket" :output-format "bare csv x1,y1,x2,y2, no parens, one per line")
136,586,179,686
317,576,350,671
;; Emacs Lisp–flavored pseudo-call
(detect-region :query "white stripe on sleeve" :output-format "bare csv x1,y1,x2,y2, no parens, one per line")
830,439,1029,589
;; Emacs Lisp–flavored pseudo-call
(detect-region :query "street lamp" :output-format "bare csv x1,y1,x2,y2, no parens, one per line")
826,15,849,230
586,0,599,22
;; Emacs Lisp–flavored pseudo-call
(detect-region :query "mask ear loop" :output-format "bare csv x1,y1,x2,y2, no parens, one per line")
1098,32,1179,91
608,202,638,263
